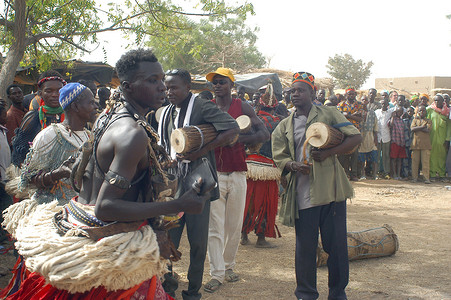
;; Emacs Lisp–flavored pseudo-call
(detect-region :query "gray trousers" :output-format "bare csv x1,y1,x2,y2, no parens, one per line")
168,200,211,300
377,142,391,174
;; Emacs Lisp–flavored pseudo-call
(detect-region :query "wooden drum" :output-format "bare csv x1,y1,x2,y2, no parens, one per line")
236,115,252,133
316,224,399,267
306,122,344,149
170,124,217,154
302,122,345,164
230,115,252,145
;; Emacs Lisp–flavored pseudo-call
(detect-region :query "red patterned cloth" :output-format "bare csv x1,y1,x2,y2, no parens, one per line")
0,256,30,299
429,101,450,117
390,117,405,147
3,272,173,300
242,154,281,238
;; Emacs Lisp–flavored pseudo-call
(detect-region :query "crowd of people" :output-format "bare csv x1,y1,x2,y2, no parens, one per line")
250,86,450,183
330,89,450,183
0,47,449,300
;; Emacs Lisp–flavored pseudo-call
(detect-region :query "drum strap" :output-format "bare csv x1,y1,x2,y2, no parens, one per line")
332,122,352,129
192,125,205,151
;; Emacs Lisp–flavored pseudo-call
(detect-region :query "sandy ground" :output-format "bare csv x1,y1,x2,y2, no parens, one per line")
1,179,450,299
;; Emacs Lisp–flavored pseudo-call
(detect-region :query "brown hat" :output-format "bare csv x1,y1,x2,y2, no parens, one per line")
206,67,235,82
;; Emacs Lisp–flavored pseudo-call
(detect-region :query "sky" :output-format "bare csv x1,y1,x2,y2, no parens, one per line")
79,0,451,89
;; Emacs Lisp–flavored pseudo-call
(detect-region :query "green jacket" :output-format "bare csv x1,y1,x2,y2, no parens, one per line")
271,105,360,227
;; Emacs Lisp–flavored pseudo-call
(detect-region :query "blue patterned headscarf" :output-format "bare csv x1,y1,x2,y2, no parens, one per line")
59,82,88,109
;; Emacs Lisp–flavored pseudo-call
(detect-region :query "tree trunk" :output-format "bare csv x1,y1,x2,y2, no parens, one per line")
0,0,27,104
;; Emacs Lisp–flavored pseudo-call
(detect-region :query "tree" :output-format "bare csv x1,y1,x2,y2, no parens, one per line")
147,17,266,74
326,53,373,89
0,0,253,101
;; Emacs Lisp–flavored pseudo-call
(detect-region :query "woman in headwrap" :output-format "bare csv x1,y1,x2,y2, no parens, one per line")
420,93,430,107
426,94,451,180
410,94,420,108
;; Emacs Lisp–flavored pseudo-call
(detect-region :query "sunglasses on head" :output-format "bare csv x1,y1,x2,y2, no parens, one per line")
212,79,228,85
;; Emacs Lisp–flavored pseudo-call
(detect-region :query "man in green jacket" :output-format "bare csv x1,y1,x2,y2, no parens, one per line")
271,72,362,300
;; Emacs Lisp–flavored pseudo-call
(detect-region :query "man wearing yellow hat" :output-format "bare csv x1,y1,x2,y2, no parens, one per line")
204,67,269,293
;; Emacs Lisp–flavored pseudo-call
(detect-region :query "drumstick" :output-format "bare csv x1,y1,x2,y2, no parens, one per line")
302,135,318,165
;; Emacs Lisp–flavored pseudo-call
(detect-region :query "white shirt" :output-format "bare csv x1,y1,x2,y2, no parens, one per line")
375,108,394,143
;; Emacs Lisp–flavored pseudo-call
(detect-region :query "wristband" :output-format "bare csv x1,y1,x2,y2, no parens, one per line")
49,170,56,183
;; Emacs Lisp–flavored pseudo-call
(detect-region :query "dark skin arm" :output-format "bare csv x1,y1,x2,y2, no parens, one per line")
388,115,395,128
343,111,363,123
411,118,431,133
31,157,75,188
178,127,239,162
94,121,206,222
238,101,270,144
285,134,363,175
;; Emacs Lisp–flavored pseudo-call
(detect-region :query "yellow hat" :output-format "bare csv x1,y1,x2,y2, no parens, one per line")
206,67,235,82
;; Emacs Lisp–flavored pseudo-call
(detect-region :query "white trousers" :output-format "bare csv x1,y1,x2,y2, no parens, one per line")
208,171,247,282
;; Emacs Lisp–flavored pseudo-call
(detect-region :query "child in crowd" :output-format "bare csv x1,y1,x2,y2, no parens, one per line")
401,107,415,178
389,105,407,179
410,105,432,183
375,98,393,179
358,100,378,179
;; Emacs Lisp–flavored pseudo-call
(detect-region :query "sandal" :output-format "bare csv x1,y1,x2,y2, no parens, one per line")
225,269,240,282
204,279,222,293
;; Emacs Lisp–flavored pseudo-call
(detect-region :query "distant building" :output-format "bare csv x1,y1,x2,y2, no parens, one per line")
375,76,451,96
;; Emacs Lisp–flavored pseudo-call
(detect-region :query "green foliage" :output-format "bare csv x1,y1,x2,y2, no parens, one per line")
1,0,103,71
0,0,254,72
326,53,373,89
147,17,266,74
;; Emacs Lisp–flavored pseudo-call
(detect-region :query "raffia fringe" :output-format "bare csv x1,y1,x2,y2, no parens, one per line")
3,200,166,293
5,165,36,199
2,198,38,237
246,162,281,181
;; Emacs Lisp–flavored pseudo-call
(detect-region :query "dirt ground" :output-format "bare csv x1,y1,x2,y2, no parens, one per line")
1,179,450,299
